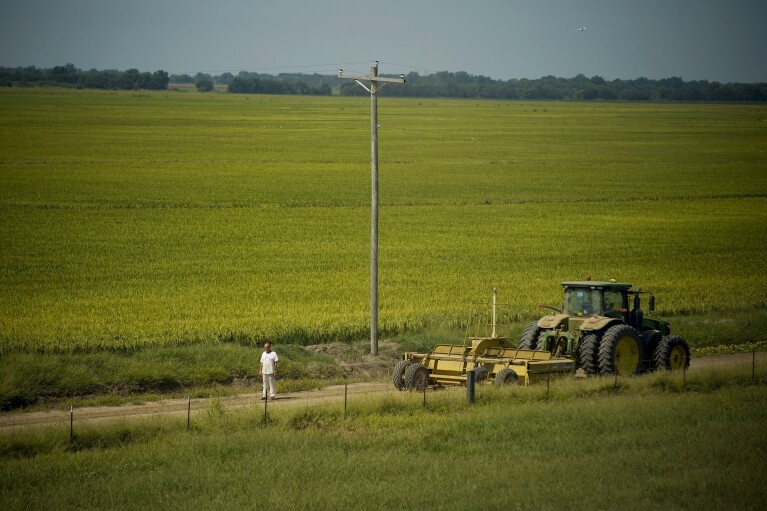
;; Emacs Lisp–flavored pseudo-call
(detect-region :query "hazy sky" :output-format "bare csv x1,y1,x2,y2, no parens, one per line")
1,0,765,83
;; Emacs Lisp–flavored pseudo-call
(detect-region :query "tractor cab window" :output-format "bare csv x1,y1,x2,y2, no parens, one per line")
603,290,627,318
563,288,601,316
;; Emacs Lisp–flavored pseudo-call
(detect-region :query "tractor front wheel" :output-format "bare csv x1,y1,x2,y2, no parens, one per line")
535,331,546,351
494,368,518,386
599,325,643,375
653,336,690,371
392,360,411,390
578,333,601,375
404,363,430,391
518,321,540,350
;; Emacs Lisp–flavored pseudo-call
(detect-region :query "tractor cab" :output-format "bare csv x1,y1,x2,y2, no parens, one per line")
562,281,632,319
561,281,660,333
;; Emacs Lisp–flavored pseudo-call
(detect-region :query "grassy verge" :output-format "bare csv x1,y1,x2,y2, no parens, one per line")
2,310,766,412
0,340,402,411
1,367,765,510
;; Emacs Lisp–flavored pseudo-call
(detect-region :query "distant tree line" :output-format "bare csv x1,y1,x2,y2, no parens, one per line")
0,64,169,90
178,69,767,101
228,76,331,95
218,71,330,96
341,71,767,102
171,71,335,88
3,64,765,101
171,71,333,95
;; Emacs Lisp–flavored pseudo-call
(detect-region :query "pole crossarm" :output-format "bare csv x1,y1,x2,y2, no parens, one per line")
339,72,406,85
338,61,405,356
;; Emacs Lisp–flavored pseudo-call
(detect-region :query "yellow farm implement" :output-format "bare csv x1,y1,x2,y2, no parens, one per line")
392,289,575,390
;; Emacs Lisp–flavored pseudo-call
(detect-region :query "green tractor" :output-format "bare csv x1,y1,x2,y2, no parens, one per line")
520,281,690,375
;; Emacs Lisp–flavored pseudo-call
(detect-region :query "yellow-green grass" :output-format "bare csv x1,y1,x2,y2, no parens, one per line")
1,368,766,510
1,89,766,354
0,342,357,410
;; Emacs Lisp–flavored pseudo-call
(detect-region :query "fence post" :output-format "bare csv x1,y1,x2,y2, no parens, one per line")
263,393,268,426
69,405,74,443
187,396,191,430
344,380,348,418
467,370,475,405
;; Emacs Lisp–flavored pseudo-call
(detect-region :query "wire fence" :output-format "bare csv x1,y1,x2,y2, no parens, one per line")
1,351,764,444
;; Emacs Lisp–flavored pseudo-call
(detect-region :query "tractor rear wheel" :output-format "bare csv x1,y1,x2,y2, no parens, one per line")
599,324,643,375
474,366,489,383
518,321,540,350
392,360,411,390
653,336,691,371
578,333,601,375
404,363,430,391
494,368,518,386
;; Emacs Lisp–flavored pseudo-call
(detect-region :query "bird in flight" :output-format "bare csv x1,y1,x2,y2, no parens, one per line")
578,27,587,32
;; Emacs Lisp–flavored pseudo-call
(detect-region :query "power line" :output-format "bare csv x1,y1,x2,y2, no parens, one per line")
171,60,446,77
379,60,441,75
170,60,372,76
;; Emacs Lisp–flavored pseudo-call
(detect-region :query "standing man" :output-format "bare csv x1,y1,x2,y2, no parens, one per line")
260,342,279,400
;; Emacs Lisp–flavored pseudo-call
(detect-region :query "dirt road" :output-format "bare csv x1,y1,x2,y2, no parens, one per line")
0,382,392,431
1,352,763,431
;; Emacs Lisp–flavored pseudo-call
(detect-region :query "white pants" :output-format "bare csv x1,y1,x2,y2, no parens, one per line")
262,373,276,398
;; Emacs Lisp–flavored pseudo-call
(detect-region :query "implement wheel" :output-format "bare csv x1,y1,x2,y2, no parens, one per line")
392,360,411,390
404,363,430,391
578,333,601,375
474,366,490,383
599,324,643,375
494,368,518,386
653,336,690,371
518,321,541,350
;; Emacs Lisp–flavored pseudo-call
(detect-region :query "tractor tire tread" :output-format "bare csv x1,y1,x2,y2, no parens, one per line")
578,332,601,374
598,324,643,375
518,321,540,350
653,335,691,371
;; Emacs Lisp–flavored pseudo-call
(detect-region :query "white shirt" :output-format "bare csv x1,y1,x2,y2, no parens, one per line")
260,351,279,374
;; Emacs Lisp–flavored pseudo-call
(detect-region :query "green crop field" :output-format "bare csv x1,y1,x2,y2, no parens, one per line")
1,88,766,406
1,88,765,352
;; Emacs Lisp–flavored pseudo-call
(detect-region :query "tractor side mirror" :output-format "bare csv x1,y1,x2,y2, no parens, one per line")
649,295,655,312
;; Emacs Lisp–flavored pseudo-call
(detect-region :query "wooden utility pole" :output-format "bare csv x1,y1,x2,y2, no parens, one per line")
339,61,405,355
